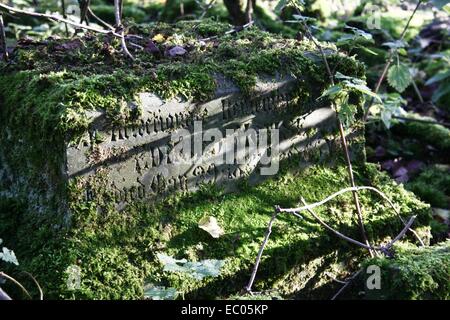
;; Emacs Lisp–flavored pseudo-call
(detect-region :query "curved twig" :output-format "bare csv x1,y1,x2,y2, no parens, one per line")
88,7,114,31
280,186,424,246
113,0,133,60
0,272,32,299
20,271,43,300
331,269,362,300
245,207,279,293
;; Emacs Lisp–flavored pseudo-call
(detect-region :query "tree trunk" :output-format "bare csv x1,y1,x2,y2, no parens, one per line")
223,0,255,26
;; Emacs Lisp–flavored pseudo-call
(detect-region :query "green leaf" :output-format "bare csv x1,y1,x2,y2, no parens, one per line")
358,46,378,56
319,84,343,99
387,64,412,93
432,83,450,102
337,103,358,127
184,259,226,280
379,93,407,129
345,82,382,102
0,247,19,266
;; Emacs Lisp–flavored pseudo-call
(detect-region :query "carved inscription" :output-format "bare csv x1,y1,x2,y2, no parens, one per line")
66,78,338,205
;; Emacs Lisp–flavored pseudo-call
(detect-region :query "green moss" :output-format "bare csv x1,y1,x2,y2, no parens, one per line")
361,241,450,300
1,162,432,299
406,166,450,209
0,21,361,142
392,115,450,154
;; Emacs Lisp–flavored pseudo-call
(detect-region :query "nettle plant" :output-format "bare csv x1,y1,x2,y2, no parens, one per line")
320,72,381,126
277,0,380,128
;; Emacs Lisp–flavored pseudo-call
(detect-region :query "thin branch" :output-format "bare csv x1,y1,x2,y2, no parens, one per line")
384,215,416,251
280,185,424,246
0,12,8,62
293,2,374,257
198,0,217,20
363,0,424,121
60,0,69,37
331,269,362,300
79,0,91,25
0,287,12,300
113,0,133,60
0,272,32,300
245,0,253,24
88,6,114,30
20,271,43,300
245,207,279,293
0,3,121,37
200,20,254,42
299,198,376,251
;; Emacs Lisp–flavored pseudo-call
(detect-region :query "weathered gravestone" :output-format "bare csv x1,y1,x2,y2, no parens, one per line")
0,23,366,214
68,74,352,207
2,22,430,300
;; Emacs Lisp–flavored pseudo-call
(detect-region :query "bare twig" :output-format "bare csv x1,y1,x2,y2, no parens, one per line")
88,7,114,30
113,0,133,60
20,271,43,300
384,215,417,251
299,198,376,251
330,216,415,300
198,0,217,20
245,199,416,295
79,0,91,25
0,13,8,62
363,0,424,121
60,0,69,37
245,206,279,293
280,186,424,246
293,2,373,257
411,79,424,104
0,3,120,37
0,272,32,300
200,20,254,42
331,269,362,300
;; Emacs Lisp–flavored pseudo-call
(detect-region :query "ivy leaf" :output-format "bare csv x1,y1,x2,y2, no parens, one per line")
144,285,177,300
157,253,187,273
387,64,412,93
157,253,225,280
183,259,226,280
0,246,19,266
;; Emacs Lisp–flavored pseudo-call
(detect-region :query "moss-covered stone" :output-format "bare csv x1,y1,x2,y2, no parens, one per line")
361,241,450,300
0,162,432,299
392,114,450,155
0,21,433,300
